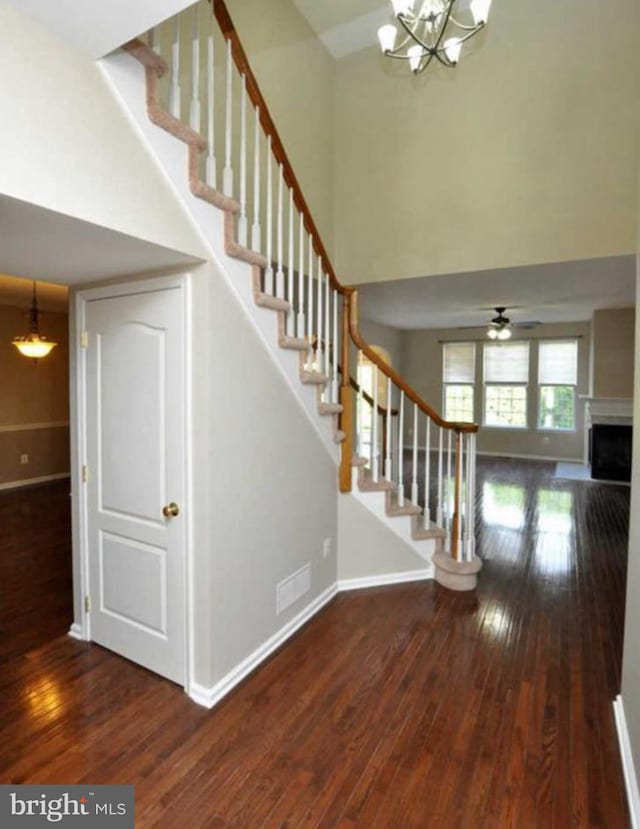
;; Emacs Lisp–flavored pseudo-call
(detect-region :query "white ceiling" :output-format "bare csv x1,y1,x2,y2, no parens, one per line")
5,0,197,58
358,256,637,330
0,195,202,290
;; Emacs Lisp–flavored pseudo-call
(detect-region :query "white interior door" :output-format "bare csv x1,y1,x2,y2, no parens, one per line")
84,284,186,684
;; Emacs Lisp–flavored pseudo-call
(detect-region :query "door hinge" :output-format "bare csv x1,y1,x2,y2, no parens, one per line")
84,595,91,613
82,464,89,483
80,330,89,349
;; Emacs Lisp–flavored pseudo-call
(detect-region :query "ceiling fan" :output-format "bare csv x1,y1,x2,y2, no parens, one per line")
487,307,512,340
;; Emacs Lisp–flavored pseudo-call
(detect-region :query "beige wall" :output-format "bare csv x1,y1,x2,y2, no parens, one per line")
0,303,69,485
224,0,336,253
0,1,207,260
333,0,639,285
591,308,636,398
401,322,591,461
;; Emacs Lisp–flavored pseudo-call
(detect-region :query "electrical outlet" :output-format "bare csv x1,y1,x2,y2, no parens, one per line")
20,454,29,465
323,537,332,558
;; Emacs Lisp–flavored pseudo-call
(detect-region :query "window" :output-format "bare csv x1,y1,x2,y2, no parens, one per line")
538,340,578,431
443,342,475,422
484,342,529,428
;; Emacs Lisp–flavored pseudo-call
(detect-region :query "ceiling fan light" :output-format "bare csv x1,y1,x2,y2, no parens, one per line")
497,327,512,340
487,327,498,340
378,24,397,53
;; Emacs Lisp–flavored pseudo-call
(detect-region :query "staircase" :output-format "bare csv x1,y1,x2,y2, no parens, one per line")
110,0,481,591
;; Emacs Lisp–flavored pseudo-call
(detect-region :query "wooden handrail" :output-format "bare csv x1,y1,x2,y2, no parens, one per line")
348,291,479,435
212,0,345,297
348,376,399,418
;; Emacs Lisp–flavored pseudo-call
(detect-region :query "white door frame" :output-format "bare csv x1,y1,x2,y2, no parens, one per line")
70,273,194,694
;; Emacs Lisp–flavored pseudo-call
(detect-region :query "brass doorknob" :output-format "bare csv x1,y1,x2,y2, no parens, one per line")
162,502,180,518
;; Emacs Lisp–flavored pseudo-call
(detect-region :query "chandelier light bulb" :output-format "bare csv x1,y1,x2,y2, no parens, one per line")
378,24,398,53
470,0,492,25
408,44,423,72
443,36,462,64
392,0,414,16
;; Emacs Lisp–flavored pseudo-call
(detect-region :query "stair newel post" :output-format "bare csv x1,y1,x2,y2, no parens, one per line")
450,430,463,562
467,432,477,560
411,403,419,505
264,136,273,294
446,428,453,532
397,391,405,507
297,212,305,338
339,290,353,493
190,5,201,132
169,16,181,119
424,418,431,523
276,164,284,298
223,39,233,197
436,427,444,529
287,188,294,333
384,376,392,480
206,24,216,188
238,76,248,247
464,432,472,560
372,365,379,482
251,105,261,251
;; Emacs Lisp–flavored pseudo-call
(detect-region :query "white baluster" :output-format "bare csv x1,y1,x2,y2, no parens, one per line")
424,418,431,523
411,403,418,505
276,165,284,298
447,429,453,529
287,188,294,333
297,213,305,338
189,6,201,132
397,392,405,506
149,28,160,56
437,427,444,527
316,257,323,373
238,76,248,247
206,25,216,187
464,433,472,560
169,17,181,119
264,138,274,294
467,433,476,560
385,377,392,480
372,365,379,482
456,434,463,561
223,39,233,197
323,268,330,389
331,289,339,404
307,237,314,347
367,374,374,470
251,106,261,251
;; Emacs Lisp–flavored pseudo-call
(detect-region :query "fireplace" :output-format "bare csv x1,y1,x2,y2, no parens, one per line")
584,398,633,482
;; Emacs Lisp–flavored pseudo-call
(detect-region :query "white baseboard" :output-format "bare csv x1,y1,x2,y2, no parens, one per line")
188,582,339,709
67,622,86,641
613,695,640,828
0,473,70,492
338,568,433,592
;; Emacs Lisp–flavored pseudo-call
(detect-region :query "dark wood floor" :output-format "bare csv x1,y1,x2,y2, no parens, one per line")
0,462,631,827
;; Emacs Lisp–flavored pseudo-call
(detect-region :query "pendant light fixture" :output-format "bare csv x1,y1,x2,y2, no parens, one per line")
12,281,58,360
378,0,492,74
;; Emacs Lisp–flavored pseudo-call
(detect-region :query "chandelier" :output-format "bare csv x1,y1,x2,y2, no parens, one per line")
12,281,58,360
378,0,492,74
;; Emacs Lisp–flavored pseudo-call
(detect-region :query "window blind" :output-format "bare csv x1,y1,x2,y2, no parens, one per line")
443,342,475,383
538,340,578,385
484,342,529,383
